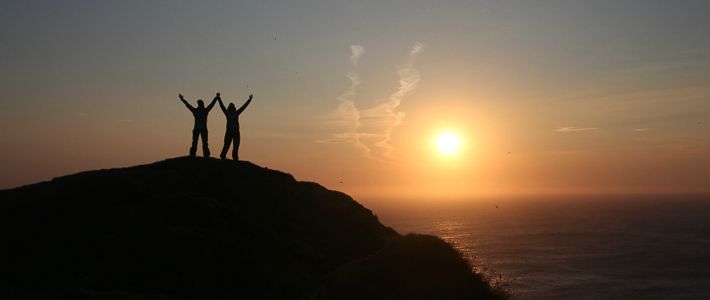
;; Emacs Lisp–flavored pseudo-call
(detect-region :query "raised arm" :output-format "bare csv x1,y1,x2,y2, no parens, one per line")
237,94,253,114
179,94,195,112
216,93,227,114
206,95,218,112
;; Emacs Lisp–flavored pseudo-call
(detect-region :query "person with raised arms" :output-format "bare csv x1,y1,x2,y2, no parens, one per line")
179,93,218,157
216,92,253,160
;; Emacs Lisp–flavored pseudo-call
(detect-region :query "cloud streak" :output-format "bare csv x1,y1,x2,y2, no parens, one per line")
368,42,424,159
319,45,371,156
321,43,425,161
350,45,364,66
555,127,598,133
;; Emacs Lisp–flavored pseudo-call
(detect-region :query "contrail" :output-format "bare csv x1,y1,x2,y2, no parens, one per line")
350,45,364,66
370,42,424,160
554,127,598,133
319,45,372,157
321,43,425,162
339,45,371,157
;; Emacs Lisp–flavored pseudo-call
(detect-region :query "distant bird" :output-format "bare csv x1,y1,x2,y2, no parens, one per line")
339,181,343,183
495,205,499,209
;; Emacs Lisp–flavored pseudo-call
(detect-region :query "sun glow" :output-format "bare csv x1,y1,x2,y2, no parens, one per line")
435,132,461,156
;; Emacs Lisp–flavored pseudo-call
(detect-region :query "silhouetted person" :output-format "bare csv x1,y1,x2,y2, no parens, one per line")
179,93,218,157
216,93,253,160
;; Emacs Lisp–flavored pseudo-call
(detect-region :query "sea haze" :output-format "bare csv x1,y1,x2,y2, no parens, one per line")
368,196,710,300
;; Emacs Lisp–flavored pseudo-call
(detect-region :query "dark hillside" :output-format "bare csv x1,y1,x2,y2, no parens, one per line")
0,157,505,299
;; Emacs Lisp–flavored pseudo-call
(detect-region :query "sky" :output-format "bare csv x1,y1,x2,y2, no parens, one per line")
1,0,709,200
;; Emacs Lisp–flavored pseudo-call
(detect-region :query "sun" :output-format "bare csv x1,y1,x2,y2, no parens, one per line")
435,132,461,156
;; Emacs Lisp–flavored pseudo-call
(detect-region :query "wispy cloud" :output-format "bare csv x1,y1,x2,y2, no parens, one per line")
555,127,598,133
320,43,425,161
367,42,424,160
350,45,364,66
318,45,371,156
633,128,651,132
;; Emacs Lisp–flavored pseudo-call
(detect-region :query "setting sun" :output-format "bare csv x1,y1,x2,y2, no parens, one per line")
435,132,461,156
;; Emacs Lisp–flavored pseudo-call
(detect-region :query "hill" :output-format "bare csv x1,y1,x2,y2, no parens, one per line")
0,157,506,299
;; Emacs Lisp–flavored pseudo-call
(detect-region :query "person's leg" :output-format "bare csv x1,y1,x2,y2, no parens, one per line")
190,129,198,156
220,129,232,159
232,131,240,160
201,129,210,157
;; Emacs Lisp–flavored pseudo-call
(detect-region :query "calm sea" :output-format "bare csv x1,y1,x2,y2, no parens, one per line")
368,196,710,300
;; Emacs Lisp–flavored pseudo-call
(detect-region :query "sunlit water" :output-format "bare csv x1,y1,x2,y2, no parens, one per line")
369,196,710,300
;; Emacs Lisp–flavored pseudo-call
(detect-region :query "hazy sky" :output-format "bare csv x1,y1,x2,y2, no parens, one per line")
2,1,709,198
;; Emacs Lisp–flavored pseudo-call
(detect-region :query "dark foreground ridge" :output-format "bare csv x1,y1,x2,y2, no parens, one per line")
0,157,506,300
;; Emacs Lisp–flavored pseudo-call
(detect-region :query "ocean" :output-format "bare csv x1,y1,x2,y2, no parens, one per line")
368,196,710,300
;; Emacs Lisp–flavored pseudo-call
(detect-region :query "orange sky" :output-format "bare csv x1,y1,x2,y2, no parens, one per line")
1,2,709,199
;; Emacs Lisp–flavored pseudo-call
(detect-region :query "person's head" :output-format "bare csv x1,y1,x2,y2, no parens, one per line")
197,100,204,108
227,103,236,112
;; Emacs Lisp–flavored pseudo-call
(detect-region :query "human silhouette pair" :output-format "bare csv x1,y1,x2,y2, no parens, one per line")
179,93,253,160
